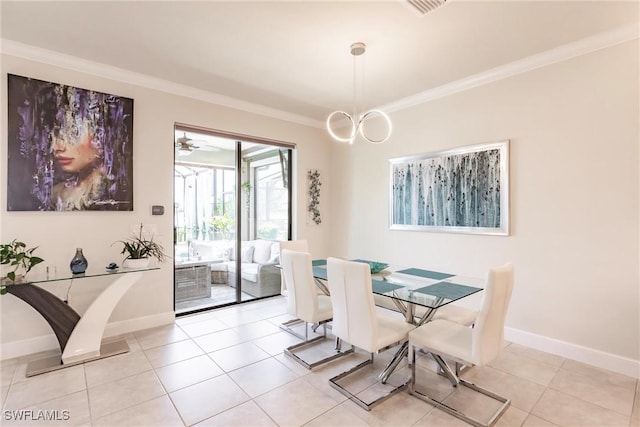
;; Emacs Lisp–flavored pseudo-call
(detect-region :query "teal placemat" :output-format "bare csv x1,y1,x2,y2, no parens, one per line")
372,279,403,294
312,267,328,280
396,268,454,280
414,282,481,300
312,259,327,266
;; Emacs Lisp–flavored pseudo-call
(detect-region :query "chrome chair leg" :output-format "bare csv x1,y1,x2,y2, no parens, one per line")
279,318,307,341
284,321,353,370
329,350,408,411
409,351,510,427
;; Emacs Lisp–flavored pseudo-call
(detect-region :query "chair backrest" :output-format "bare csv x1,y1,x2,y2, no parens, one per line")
327,257,379,352
279,240,309,255
281,249,318,321
279,240,309,298
471,263,514,366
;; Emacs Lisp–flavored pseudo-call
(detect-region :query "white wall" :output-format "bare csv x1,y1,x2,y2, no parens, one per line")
0,53,332,356
329,40,639,376
2,40,638,379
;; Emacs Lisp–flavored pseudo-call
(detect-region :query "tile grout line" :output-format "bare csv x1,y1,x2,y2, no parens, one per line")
81,361,94,425
175,304,291,426
546,357,637,419
89,336,181,425
139,329,190,427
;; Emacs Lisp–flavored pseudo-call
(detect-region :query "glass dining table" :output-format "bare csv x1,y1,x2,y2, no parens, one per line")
310,259,484,382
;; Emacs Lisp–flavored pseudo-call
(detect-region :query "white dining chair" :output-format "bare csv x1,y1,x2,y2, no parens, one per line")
327,257,415,410
408,263,514,427
278,240,328,338
374,295,478,326
432,304,477,326
281,249,352,369
278,239,308,297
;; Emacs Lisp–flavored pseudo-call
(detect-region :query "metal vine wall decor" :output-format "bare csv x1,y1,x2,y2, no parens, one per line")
307,169,322,225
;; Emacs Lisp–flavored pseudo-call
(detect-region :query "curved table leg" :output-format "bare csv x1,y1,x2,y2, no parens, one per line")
7,272,143,376
62,272,142,364
6,284,81,352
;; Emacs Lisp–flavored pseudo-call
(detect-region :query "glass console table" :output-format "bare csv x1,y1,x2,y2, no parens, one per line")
4,265,159,376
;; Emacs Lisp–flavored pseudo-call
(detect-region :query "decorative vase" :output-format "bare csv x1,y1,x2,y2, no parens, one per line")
122,258,150,269
70,248,88,274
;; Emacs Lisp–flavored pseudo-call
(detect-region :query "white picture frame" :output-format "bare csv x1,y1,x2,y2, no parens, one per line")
389,140,509,236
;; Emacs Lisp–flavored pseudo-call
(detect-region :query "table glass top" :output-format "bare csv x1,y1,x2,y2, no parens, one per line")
312,259,484,309
9,264,160,285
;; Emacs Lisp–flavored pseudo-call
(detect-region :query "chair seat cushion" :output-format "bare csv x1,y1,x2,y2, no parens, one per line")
210,263,228,272
240,264,258,282
373,295,476,326
409,319,473,365
375,313,415,350
433,305,477,326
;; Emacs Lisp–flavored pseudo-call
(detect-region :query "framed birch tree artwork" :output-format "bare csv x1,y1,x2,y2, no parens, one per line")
389,140,509,235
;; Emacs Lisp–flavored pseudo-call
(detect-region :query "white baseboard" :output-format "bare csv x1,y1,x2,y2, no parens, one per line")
0,334,59,361
505,327,640,379
3,315,638,380
0,311,175,361
103,311,175,338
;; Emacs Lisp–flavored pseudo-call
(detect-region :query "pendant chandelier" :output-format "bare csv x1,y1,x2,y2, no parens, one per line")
326,42,392,145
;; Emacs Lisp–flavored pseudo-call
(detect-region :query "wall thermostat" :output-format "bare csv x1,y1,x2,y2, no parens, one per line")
151,205,164,215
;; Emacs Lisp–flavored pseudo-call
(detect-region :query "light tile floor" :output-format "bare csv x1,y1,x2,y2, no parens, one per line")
1,296,638,426
175,285,255,314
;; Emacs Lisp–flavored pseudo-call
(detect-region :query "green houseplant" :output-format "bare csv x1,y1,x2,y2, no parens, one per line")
114,224,167,267
1,240,44,294
208,213,234,240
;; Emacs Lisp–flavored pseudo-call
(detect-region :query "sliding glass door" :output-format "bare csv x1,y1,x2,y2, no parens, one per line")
235,141,291,305
174,126,292,315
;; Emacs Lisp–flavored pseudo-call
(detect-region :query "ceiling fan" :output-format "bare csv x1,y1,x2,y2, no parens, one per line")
175,132,200,155
175,132,222,156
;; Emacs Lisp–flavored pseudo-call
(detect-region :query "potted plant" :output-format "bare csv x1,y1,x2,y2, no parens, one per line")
207,213,234,240
114,224,167,268
0,240,44,294
257,222,278,239
242,181,252,209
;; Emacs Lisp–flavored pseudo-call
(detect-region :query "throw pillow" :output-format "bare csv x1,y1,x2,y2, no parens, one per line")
241,246,254,263
268,244,280,264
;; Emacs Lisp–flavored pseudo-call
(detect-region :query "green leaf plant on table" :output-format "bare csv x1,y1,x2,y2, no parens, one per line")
0,239,45,295
113,223,168,267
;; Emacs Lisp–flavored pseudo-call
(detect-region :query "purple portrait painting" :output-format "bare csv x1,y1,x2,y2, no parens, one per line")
7,74,134,211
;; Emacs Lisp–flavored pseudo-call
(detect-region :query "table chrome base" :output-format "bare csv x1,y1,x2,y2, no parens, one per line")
26,339,129,377
378,341,409,384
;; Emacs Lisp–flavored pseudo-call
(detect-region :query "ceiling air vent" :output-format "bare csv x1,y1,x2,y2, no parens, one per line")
407,0,447,15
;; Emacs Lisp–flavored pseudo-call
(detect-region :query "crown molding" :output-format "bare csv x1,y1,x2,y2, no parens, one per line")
0,39,325,129
379,22,640,113
2,22,638,124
